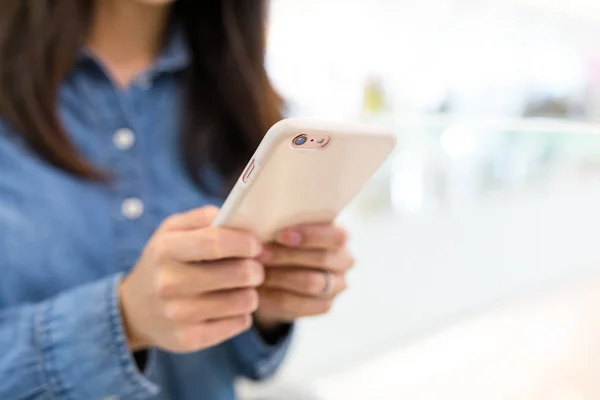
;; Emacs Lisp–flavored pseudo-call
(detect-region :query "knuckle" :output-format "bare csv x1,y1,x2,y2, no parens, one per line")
206,229,224,259
279,292,295,312
315,251,333,268
201,205,220,217
337,229,350,247
164,302,186,322
163,214,181,228
155,270,177,298
305,272,325,295
238,314,253,330
162,301,176,319
237,260,264,286
340,277,349,292
343,252,356,270
235,262,252,286
242,236,260,257
235,289,259,312
320,300,334,314
151,237,172,263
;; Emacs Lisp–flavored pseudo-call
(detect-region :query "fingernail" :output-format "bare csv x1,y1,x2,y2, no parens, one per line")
278,230,302,246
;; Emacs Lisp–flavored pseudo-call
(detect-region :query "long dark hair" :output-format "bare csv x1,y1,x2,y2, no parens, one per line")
0,0,282,190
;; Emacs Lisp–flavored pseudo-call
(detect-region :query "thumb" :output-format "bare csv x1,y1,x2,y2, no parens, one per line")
161,206,220,231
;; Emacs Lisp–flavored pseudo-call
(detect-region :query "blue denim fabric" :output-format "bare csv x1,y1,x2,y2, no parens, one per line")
0,31,291,400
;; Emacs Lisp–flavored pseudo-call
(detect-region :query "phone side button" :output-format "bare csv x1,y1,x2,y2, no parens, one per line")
242,159,256,183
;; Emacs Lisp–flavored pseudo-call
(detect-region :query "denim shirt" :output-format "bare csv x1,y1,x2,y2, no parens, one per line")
0,32,291,400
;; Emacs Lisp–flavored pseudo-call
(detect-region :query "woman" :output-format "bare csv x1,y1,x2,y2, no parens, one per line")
0,1,354,399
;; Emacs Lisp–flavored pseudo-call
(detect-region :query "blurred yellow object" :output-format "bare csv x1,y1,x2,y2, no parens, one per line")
362,76,386,113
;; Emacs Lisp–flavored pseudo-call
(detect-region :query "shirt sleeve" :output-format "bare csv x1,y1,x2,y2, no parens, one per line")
0,273,160,400
227,323,294,381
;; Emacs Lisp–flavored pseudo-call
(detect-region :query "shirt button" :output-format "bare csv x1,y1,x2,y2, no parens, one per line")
122,198,144,220
113,128,136,151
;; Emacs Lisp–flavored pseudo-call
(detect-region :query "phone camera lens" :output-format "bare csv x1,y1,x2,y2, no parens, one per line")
293,135,307,146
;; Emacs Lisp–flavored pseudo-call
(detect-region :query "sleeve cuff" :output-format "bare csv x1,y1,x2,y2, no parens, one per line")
230,323,294,380
37,273,160,399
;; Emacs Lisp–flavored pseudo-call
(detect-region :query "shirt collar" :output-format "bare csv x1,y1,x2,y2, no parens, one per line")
151,25,191,75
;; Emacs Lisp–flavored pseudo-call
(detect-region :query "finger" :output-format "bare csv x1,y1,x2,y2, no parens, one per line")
262,268,347,298
259,246,355,273
164,289,259,323
161,206,220,232
165,227,262,262
258,288,334,320
156,259,265,297
174,314,252,353
275,223,348,250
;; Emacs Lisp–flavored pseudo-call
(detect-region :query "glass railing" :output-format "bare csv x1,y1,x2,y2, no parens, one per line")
240,117,600,400
349,115,600,217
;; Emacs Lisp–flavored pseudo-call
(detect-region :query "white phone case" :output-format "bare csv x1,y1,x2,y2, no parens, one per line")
213,118,397,242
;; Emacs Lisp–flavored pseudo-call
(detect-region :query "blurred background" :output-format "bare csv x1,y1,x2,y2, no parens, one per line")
241,0,600,398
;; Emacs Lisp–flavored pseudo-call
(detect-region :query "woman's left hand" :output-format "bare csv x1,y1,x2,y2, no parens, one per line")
255,223,354,329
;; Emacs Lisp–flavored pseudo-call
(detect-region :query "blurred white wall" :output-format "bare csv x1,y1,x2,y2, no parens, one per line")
268,0,599,120
517,0,600,23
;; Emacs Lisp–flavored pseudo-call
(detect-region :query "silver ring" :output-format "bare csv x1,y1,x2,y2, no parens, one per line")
321,271,333,298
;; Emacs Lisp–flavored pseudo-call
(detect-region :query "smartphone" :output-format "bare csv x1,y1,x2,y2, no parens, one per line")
213,118,397,242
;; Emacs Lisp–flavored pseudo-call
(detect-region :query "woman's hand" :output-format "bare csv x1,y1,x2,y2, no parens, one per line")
255,223,354,329
120,206,264,354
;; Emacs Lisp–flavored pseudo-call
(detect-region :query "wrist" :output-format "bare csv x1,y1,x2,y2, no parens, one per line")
119,280,150,352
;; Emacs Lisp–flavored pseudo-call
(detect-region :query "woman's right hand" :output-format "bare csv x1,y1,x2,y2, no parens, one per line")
119,206,264,353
